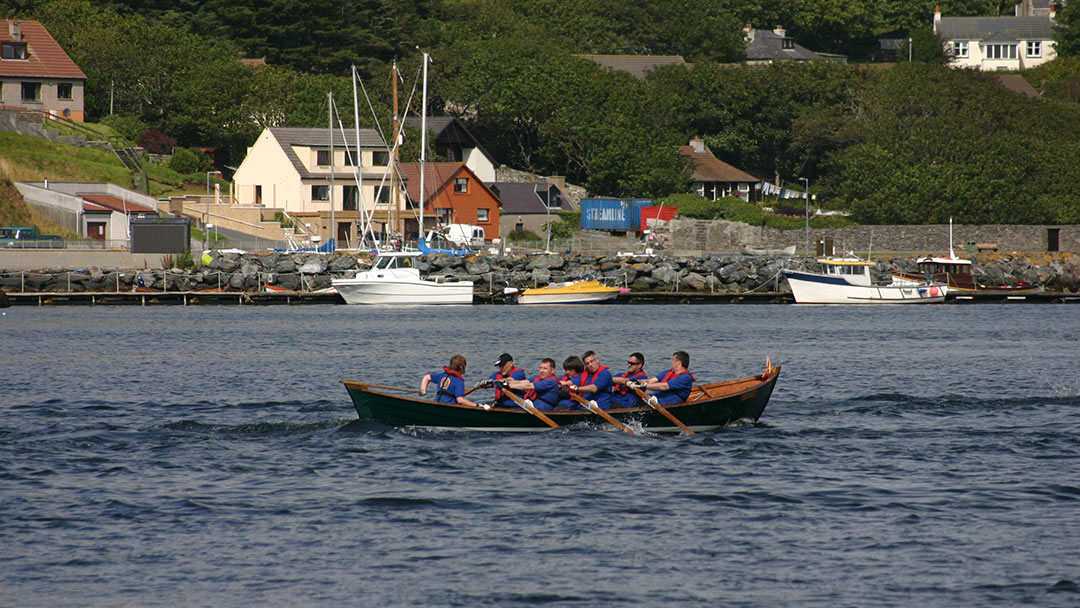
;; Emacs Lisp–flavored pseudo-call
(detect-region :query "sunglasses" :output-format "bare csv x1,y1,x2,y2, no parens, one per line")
627,361,640,365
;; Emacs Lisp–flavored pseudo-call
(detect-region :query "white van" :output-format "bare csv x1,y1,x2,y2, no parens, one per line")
428,224,485,249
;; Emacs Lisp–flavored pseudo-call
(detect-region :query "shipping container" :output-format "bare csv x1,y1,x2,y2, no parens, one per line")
640,205,678,231
580,198,653,232
131,217,191,253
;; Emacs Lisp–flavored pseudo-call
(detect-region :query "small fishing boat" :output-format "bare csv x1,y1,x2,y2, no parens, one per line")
740,243,796,256
890,219,1044,295
782,256,946,304
340,364,780,433
891,255,1044,295
332,250,474,304
507,280,620,305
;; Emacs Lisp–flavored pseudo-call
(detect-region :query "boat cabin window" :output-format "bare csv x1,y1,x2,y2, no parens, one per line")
825,264,867,276
373,256,412,270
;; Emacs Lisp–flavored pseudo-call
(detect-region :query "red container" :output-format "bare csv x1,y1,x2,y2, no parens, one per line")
640,206,677,231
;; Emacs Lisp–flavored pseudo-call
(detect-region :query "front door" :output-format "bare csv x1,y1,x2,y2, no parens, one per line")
1048,228,1060,252
88,222,106,240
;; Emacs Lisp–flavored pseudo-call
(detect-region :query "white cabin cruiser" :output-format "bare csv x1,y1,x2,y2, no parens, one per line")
781,256,946,304
332,251,473,305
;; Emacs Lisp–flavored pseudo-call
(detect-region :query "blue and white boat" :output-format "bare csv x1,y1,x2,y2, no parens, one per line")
781,256,946,304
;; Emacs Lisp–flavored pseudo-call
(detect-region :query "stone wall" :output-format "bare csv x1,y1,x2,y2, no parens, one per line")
674,219,1079,254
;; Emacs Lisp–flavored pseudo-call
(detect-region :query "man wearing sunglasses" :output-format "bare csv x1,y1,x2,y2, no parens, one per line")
611,352,649,408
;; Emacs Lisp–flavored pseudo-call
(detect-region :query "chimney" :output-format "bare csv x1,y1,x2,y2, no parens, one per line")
933,6,941,34
690,136,705,154
744,24,755,42
9,20,22,41
1050,2,1058,20
773,25,786,38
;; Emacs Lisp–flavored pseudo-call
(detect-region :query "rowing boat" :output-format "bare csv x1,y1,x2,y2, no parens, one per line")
340,365,780,433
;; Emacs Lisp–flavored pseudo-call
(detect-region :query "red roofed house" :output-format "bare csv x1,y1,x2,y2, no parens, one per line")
1,19,86,121
398,162,502,242
80,193,156,240
679,137,761,202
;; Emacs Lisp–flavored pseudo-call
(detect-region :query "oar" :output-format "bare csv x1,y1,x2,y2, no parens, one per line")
567,391,633,434
500,387,560,429
629,385,695,435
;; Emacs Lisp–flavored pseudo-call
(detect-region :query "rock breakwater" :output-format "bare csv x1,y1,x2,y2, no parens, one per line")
2,250,1078,294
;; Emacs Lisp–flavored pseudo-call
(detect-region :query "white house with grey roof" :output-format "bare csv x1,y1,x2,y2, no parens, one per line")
933,5,1058,71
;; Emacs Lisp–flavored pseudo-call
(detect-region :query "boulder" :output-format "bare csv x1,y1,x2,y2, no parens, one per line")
299,258,328,274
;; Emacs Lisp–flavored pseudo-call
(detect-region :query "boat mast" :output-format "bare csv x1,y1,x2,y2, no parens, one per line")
352,65,365,248
948,217,955,258
328,91,335,252
418,52,429,248
392,60,401,243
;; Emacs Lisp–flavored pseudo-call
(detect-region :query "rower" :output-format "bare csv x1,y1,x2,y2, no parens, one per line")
420,355,479,407
633,351,694,405
612,352,648,408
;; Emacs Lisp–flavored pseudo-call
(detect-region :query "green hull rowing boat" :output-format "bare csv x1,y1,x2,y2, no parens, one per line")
341,365,781,433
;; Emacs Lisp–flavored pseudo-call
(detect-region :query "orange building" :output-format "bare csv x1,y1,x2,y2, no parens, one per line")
399,162,502,241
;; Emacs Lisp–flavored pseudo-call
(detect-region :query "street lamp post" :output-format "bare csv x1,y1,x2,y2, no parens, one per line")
798,177,810,255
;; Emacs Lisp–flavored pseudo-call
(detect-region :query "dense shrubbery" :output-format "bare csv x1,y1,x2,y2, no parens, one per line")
100,115,148,142
137,129,177,154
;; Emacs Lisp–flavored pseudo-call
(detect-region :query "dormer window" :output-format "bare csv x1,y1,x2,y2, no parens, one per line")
782,38,794,50
316,149,330,166
2,42,28,60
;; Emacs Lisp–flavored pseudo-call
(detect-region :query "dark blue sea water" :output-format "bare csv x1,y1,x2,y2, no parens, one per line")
3,304,1079,607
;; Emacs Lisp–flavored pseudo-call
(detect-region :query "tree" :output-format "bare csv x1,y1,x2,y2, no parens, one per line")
895,26,950,64
1053,2,1080,57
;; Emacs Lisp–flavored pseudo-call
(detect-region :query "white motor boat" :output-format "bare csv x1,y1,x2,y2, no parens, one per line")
332,251,473,304
781,256,946,304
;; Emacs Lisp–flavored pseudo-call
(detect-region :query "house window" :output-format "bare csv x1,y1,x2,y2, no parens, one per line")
2,42,28,60
21,82,40,102
311,185,329,201
984,44,1016,60
454,177,468,193
375,186,390,205
57,82,73,100
372,150,389,166
343,150,357,166
316,149,330,166
782,38,794,50
1027,41,1041,57
342,186,358,210
953,41,968,58
436,208,452,224
477,208,489,222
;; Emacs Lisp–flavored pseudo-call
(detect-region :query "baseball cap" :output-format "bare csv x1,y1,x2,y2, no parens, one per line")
494,353,513,367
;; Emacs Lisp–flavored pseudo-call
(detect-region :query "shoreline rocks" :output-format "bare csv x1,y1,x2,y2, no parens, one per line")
2,250,1078,294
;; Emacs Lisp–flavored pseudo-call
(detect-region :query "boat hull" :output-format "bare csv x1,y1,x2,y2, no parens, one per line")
332,277,474,304
891,271,1044,295
341,366,780,433
782,270,945,304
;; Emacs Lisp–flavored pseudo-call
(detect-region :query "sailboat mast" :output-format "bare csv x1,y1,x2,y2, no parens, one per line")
392,60,401,242
419,52,429,246
328,91,335,252
352,65,365,248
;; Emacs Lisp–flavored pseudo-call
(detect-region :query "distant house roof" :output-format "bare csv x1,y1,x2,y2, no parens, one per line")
267,127,387,179
486,182,571,215
239,57,267,66
679,140,759,183
745,28,819,62
403,116,497,165
397,161,500,208
576,54,689,79
996,74,1040,98
80,193,156,214
935,16,1055,41
0,19,86,79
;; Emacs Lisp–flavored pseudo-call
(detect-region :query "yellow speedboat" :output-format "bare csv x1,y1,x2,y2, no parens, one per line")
513,280,620,305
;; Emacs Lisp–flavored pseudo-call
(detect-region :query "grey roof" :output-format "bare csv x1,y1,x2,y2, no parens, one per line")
268,127,387,180
935,16,1054,41
486,182,571,215
746,30,818,61
576,54,689,79
403,116,497,166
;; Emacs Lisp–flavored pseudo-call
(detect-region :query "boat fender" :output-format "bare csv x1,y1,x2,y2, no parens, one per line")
929,285,940,297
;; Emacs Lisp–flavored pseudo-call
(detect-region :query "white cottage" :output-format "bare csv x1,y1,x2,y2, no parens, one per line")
933,5,1058,71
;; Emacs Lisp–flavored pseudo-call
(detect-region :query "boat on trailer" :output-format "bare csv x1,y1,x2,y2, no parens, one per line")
782,256,946,304
340,364,780,433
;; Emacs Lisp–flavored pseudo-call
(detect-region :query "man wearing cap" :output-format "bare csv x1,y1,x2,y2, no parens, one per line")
487,353,526,408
